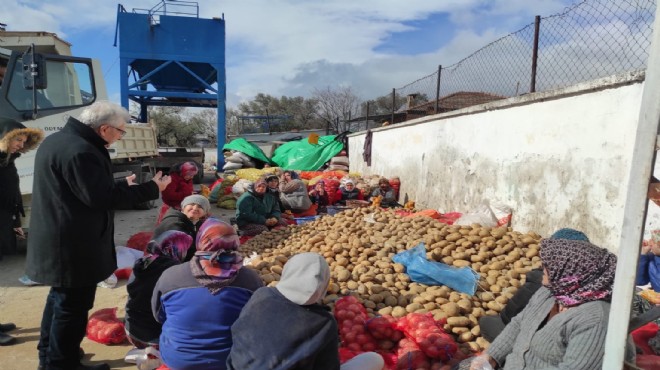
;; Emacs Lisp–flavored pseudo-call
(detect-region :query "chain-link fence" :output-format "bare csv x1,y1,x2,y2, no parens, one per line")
354,0,655,128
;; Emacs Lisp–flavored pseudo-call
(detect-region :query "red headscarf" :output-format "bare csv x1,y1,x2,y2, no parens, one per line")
179,161,199,178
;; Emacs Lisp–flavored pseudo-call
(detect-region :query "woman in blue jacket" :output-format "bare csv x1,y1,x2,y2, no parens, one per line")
152,218,263,370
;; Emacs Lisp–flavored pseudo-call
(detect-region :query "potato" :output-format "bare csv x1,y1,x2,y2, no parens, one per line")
441,302,459,316
447,316,470,327
336,269,351,282
457,299,472,314
452,326,470,335
453,259,471,268
392,306,407,318
458,331,474,343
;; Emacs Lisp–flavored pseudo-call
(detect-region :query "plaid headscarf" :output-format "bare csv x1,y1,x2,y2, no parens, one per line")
540,238,616,307
140,231,192,267
190,218,243,294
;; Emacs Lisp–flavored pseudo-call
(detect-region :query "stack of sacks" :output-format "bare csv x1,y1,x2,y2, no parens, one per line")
327,150,349,171
223,150,257,171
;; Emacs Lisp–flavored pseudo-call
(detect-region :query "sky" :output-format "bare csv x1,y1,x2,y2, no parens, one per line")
1,0,580,108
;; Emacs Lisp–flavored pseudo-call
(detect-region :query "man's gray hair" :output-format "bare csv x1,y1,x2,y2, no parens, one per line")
79,101,130,129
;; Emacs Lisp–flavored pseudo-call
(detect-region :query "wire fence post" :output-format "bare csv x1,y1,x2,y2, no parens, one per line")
390,88,396,125
530,15,541,93
365,101,370,131
435,65,442,114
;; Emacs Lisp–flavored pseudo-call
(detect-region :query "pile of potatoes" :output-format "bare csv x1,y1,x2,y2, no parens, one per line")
239,206,543,353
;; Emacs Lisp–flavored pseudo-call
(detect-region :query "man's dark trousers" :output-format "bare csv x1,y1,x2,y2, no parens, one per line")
38,286,96,370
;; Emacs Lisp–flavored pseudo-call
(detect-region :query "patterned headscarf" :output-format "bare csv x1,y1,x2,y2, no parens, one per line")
141,231,192,267
540,238,616,307
190,218,243,294
178,161,199,178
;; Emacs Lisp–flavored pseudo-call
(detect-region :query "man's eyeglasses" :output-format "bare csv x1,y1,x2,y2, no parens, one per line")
109,126,127,137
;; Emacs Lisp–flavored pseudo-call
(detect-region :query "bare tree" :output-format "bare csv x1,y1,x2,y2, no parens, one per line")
312,86,362,133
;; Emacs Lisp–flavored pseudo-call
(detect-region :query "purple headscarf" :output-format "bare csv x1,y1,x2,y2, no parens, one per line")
141,230,192,267
540,238,616,307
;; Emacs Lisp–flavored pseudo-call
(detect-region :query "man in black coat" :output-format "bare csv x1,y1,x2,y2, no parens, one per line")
25,101,171,370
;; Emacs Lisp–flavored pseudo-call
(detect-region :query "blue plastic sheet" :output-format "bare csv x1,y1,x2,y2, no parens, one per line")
392,243,479,295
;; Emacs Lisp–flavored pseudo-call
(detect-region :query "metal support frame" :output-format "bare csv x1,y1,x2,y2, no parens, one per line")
602,3,660,368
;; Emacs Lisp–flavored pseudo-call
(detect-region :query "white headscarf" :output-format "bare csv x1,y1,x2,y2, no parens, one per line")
276,253,330,305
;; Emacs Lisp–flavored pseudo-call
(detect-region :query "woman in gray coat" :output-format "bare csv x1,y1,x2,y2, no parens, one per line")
464,238,634,370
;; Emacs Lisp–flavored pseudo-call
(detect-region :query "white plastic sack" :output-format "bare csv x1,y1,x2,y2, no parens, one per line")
455,202,498,227
231,179,253,195
116,246,143,269
242,159,256,168
223,161,243,171
490,201,513,227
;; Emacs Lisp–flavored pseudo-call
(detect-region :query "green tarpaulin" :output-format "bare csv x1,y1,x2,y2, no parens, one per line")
270,135,344,171
222,138,272,165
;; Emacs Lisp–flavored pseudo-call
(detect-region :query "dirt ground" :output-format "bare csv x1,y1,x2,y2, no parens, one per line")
0,174,234,370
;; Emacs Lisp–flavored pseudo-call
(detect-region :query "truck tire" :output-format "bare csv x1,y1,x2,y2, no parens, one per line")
135,170,157,210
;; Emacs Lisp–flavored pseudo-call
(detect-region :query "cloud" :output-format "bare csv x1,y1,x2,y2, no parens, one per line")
6,0,621,109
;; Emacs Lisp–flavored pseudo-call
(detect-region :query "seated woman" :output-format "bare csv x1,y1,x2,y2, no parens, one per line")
152,218,264,370
161,162,198,209
308,180,329,214
369,177,398,208
464,237,634,370
227,252,384,370
236,176,288,236
265,173,287,216
278,170,312,214
334,179,363,206
479,228,590,342
153,194,211,261
123,231,192,361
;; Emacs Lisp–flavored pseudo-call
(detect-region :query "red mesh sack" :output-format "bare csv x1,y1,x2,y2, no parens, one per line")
395,313,457,361
334,296,379,352
126,231,153,252
437,212,462,225
300,171,324,180
632,322,659,355
395,338,431,370
366,315,404,351
86,308,126,345
339,347,360,364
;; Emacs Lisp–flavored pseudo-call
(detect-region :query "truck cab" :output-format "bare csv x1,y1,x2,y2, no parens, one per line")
0,31,159,227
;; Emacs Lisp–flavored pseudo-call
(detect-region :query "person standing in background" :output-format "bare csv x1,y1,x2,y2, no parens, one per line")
26,101,171,370
0,118,43,345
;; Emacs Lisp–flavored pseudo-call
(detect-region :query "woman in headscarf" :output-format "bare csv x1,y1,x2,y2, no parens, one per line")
478,228,590,342
464,238,635,370
152,218,263,370
0,118,43,345
369,177,398,208
308,180,329,214
161,161,199,209
153,194,211,261
334,178,363,206
235,176,288,236
227,252,384,370
123,231,192,361
278,170,313,214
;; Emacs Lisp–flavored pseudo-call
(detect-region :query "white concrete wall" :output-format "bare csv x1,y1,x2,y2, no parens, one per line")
349,72,658,251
